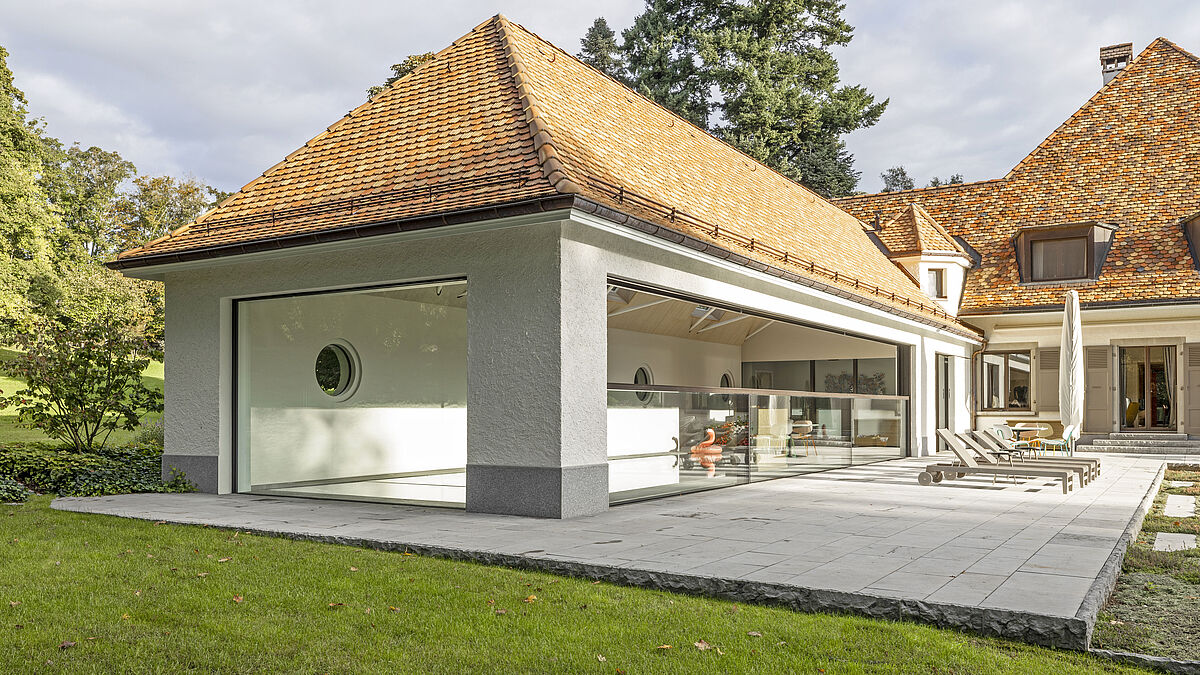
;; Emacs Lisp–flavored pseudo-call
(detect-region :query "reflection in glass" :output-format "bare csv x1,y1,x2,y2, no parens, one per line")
608,387,907,503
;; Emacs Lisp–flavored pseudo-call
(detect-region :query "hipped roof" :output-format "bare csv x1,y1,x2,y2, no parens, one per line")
112,15,973,337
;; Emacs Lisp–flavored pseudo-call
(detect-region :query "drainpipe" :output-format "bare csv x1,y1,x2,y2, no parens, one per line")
969,338,989,431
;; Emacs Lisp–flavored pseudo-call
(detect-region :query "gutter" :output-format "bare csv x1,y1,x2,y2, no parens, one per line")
108,194,983,342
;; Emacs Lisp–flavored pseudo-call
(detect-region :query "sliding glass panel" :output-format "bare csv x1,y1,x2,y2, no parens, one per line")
607,389,749,503
236,280,467,506
608,386,907,503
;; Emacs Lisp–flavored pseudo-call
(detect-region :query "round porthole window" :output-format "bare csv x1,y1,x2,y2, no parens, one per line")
633,366,652,403
315,342,357,399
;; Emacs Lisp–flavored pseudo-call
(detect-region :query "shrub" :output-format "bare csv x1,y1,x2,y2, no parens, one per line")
0,443,193,497
0,476,32,503
0,314,163,451
132,420,164,449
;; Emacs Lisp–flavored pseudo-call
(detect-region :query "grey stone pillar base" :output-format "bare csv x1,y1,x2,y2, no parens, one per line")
161,454,218,492
465,463,608,518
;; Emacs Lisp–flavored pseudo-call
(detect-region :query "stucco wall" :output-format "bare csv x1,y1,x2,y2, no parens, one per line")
151,209,979,515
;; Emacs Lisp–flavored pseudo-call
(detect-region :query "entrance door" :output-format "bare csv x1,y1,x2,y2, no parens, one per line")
1119,346,1176,430
935,354,951,451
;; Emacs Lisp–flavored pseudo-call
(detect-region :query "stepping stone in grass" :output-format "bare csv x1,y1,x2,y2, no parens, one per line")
1163,494,1197,518
1168,481,1195,488
1153,532,1198,552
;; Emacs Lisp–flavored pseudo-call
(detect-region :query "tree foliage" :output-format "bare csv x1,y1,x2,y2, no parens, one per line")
367,52,435,98
0,314,164,451
587,0,886,197
106,174,219,256
40,144,136,256
927,173,964,187
578,18,625,80
879,165,915,192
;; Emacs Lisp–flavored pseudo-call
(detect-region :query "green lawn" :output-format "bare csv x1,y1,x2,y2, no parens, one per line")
0,347,163,446
1,498,1144,673
1093,464,1200,659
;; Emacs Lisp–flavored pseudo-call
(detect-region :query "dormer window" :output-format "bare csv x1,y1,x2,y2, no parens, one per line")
926,268,947,298
1031,237,1088,281
1014,221,1116,283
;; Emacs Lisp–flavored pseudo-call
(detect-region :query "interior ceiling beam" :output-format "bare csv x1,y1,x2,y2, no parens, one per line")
696,313,750,333
743,319,775,341
688,306,718,332
608,297,669,318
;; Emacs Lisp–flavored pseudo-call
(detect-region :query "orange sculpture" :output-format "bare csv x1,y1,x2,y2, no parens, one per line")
689,428,723,478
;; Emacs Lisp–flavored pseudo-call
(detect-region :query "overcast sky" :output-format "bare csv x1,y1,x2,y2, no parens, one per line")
2,1,1197,194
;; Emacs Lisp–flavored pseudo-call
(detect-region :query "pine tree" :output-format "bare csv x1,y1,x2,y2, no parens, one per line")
578,18,625,80
599,0,886,197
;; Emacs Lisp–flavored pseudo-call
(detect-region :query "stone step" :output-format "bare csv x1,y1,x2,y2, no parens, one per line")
1164,495,1197,518
1092,438,1200,448
1076,444,1200,455
1108,432,1190,441
1153,532,1197,552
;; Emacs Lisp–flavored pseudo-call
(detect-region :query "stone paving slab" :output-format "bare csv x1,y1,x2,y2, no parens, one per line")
1163,494,1197,518
51,453,1166,651
1153,532,1198,552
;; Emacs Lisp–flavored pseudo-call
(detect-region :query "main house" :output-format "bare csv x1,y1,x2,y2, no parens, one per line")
109,18,1196,518
836,39,1200,447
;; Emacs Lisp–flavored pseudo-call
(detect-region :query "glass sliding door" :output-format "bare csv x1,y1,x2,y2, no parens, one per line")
1120,346,1176,430
235,280,468,506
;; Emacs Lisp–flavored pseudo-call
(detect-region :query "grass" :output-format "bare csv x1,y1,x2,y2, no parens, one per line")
1093,465,1200,660
0,498,1147,674
0,347,163,446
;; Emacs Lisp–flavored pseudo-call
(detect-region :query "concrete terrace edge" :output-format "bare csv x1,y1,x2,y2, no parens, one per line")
1090,649,1200,675
1077,461,1167,644
52,498,1088,651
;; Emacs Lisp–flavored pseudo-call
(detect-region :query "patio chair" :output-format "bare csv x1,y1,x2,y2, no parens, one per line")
957,431,1094,486
1032,424,1078,456
922,429,1073,494
972,430,1100,477
989,425,1036,454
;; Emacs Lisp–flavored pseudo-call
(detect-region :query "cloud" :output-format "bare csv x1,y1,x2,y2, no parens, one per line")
2,0,1196,195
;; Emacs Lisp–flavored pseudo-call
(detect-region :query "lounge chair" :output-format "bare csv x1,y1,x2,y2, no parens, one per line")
972,430,1100,477
922,429,1074,494
957,431,1094,486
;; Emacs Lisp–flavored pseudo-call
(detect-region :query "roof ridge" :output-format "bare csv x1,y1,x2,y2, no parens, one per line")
911,202,967,255
835,178,1003,201
498,16,840,211
494,16,580,194
1002,38,1195,180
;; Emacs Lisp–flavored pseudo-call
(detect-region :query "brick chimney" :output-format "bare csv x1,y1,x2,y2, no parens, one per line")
1100,43,1133,85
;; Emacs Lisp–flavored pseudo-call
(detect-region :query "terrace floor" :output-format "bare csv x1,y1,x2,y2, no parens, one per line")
53,452,1168,649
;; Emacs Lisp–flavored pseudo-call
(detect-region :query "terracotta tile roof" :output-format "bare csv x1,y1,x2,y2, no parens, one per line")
113,16,972,337
873,203,968,258
835,38,1200,315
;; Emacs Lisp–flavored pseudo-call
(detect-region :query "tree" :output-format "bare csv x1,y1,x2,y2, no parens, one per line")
927,173,964,187
0,313,163,451
367,52,435,98
0,44,61,336
601,0,886,197
879,165,915,192
106,175,221,255
40,144,136,257
578,18,626,80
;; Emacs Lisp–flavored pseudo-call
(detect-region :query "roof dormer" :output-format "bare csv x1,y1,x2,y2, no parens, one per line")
1012,221,1117,284
867,203,972,316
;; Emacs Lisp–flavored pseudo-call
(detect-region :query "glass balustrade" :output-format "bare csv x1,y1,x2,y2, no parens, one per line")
607,385,908,504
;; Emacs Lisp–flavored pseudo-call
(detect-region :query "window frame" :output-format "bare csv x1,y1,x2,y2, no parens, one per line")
1030,236,1089,282
1012,222,1116,284
926,267,947,299
978,350,1033,412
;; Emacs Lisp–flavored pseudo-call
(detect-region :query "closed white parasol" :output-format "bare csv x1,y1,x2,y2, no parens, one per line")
1059,290,1085,449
